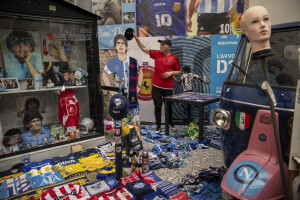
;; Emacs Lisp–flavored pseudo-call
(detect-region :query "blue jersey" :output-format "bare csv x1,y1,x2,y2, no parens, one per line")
21,127,50,150
52,153,79,166
0,174,33,199
198,0,236,13
23,159,53,172
137,0,186,36
27,171,65,189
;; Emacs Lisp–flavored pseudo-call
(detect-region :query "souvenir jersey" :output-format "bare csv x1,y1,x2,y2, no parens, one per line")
59,89,79,129
104,176,122,189
96,143,126,160
119,170,141,186
0,163,24,183
156,181,182,198
85,181,110,196
97,162,115,175
141,171,162,188
0,174,34,199
59,163,88,178
97,143,114,160
180,73,202,92
78,154,111,172
74,148,98,159
197,0,235,13
27,171,65,189
39,183,90,200
136,0,186,36
52,153,79,166
149,50,180,89
125,179,154,198
23,159,53,172
95,186,134,200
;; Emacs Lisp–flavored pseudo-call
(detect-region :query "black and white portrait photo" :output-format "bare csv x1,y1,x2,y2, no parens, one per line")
93,0,122,25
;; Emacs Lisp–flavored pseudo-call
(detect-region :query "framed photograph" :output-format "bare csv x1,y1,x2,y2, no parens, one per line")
1,78,20,91
16,95,47,116
0,29,43,79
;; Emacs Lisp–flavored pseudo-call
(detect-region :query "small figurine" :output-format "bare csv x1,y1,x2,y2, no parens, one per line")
63,71,71,86
69,71,76,86
47,79,54,88
131,151,139,173
75,68,88,85
26,79,35,90
174,65,209,92
42,72,48,88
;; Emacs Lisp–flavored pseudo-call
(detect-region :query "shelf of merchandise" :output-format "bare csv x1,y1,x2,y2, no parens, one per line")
0,85,88,95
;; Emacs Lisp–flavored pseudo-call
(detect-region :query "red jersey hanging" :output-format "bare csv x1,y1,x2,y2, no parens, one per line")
59,89,79,130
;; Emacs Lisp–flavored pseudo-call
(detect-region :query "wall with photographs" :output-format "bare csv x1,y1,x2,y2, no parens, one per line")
136,0,245,37
94,0,136,49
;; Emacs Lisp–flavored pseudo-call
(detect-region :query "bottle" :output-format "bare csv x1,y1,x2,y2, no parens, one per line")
142,150,149,173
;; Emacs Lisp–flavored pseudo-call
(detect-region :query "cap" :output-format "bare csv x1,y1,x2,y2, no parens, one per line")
109,94,129,120
124,28,134,41
158,39,172,47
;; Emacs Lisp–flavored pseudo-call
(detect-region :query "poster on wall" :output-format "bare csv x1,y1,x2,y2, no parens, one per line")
136,0,245,37
94,0,136,49
127,37,163,122
210,34,241,111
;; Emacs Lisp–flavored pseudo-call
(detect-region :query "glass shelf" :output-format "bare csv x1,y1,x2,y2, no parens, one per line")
0,85,87,95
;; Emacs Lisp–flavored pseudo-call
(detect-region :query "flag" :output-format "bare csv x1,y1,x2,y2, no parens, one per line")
235,111,250,130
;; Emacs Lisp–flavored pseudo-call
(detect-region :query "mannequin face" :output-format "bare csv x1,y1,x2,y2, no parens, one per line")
241,6,271,52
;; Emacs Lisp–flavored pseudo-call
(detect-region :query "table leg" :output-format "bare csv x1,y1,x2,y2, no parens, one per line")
165,100,170,135
187,105,191,123
198,104,204,142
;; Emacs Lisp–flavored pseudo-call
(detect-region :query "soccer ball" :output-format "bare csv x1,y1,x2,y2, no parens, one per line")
80,118,94,131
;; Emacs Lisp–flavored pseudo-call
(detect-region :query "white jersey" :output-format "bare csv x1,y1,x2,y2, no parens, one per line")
197,0,236,13
181,73,201,92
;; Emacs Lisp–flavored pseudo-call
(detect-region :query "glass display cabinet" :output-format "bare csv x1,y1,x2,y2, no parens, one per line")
0,0,103,162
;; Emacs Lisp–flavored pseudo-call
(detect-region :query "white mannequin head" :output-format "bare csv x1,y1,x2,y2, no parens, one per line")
241,6,271,53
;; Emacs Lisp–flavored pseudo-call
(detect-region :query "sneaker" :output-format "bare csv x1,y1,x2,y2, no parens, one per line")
169,125,177,132
155,128,161,133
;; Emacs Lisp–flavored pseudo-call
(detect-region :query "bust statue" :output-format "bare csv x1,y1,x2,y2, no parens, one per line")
240,6,271,53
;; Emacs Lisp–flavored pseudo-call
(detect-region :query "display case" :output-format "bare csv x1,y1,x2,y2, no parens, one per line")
0,0,103,161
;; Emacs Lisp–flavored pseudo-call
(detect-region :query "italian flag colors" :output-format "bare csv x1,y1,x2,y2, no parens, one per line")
235,111,251,130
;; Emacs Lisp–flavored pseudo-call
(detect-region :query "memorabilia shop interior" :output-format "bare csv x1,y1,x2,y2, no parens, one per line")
0,0,299,199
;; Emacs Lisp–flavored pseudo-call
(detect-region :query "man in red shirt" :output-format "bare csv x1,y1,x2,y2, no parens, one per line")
133,31,181,133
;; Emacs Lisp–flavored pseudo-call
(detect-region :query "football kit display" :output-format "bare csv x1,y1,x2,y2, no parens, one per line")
137,0,187,36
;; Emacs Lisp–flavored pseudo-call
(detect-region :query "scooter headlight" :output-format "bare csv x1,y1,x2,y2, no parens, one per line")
210,109,231,130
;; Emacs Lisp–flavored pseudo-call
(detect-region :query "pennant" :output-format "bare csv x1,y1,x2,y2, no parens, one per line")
61,40,75,65
235,111,251,130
